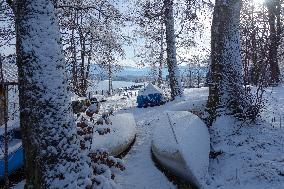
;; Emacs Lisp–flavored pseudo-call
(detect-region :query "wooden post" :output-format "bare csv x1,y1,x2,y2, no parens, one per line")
0,54,9,188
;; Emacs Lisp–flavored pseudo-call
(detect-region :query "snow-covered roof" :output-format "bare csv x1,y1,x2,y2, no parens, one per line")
138,83,163,96
1,63,18,84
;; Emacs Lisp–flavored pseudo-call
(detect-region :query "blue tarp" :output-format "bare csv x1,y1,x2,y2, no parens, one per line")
0,145,24,179
137,93,163,108
137,83,163,108
0,128,24,180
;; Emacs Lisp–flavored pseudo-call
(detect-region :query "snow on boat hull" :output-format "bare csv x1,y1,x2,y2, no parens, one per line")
152,144,198,188
0,145,24,179
152,111,210,188
92,113,137,156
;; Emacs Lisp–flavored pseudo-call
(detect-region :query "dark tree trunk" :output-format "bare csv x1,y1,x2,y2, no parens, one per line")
108,62,113,96
0,55,9,188
267,0,281,85
207,0,246,125
14,0,92,188
158,26,164,88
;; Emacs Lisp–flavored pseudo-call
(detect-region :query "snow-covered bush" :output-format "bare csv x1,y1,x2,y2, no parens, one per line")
76,112,125,189
90,149,125,189
237,85,267,122
72,98,91,114
77,118,94,150
86,102,100,117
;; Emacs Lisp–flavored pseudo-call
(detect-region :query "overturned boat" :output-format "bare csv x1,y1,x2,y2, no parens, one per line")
152,111,210,188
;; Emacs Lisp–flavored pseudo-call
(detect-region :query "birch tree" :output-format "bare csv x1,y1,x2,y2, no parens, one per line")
13,0,93,187
164,0,183,98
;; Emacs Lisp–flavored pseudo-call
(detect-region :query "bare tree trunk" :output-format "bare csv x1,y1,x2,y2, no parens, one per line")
71,13,79,96
79,30,86,96
189,70,192,87
108,62,113,96
84,39,93,96
267,0,281,85
164,0,183,99
14,0,92,188
207,0,246,125
197,66,200,88
158,22,164,88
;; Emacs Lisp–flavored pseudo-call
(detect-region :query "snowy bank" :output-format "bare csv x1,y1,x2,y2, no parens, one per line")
207,115,284,189
92,113,136,156
152,111,210,188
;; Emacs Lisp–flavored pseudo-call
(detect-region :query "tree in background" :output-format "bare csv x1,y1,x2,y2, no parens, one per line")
0,1,15,59
56,0,126,97
185,54,209,88
95,14,125,96
164,0,184,98
133,1,167,87
240,0,283,86
133,0,210,98
240,0,268,86
266,0,282,85
97,45,124,95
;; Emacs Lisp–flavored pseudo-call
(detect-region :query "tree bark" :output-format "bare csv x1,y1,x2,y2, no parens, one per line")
207,0,246,124
108,61,113,96
0,55,9,189
158,22,165,88
164,0,183,99
267,0,281,85
15,0,92,188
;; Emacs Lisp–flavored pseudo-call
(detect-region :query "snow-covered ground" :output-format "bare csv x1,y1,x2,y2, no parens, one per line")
115,88,208,189
208,115,284,189
262,86,284,128
206,86,284,189
12,180,25,189
11,85,284,189
114,86,283,189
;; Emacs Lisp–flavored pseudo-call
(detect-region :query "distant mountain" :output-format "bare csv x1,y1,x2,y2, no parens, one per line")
90,64,208,81
116,66,150,77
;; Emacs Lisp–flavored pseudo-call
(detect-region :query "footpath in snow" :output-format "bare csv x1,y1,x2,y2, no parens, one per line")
115,108,175,189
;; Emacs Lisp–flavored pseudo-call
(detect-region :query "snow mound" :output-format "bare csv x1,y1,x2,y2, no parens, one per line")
152,111,210,188
169,99,206,112
138,83,163,96
86,103,100,117
92,113,136,156
12,180,25,189
207,115,284,189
